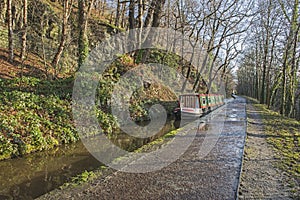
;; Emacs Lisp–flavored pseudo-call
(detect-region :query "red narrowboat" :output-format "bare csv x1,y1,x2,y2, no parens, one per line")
174,93,224,119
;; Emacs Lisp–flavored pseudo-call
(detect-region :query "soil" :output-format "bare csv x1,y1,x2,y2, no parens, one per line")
0,48,48,79
238,103,298,199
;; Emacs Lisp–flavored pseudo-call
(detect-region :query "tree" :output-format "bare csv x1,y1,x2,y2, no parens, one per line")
279,0,299,116
115,0,121,27
78,0,94,69
128,0,135,30
52,0,73,72
7,0,13,62
237,0,300,118
258,0,270,104
20,0,27,62
139,0,167,62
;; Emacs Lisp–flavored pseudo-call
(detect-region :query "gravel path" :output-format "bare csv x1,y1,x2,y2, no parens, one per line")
238,103,296,199
39,98,247,200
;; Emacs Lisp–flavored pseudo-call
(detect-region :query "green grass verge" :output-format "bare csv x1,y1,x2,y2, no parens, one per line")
247,98,300,178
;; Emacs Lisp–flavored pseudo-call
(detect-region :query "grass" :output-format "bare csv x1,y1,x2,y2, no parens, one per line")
60,170,99,188
247,97,300,178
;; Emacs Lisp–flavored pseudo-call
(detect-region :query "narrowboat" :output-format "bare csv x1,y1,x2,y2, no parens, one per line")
174,93,224,120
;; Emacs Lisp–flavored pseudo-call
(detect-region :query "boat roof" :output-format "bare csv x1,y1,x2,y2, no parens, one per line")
179,93,223,96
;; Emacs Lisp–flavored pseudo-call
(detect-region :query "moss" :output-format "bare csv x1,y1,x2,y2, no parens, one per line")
133,128,181,153
163,129,179,138
60,170,98,188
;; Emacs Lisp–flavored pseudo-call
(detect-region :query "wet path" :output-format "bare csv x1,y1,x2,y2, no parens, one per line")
41,97,247,200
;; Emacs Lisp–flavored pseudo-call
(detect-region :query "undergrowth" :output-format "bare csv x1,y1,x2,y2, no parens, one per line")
0,77,118,160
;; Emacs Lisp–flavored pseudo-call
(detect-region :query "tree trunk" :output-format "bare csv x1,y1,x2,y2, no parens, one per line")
128,0,135,30
7,0,13,63
266,36,276,108
260,0,271,104
151,0,165,28
115,0,121,27
52,0,73,70
20,0,27,62
137,0,144,51
143,0,156,28
137,0,144,28
78,0,94,69
288,0,299,117
120,2,126,28
280,0,299,116
141,0,166,63
128,0,136,53
101,0,106,16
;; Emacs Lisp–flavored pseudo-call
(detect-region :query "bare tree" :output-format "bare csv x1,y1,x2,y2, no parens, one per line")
7,0,13,62
52,0,73,72
78,0,95,69
115,0,121,27
279,0,299,116
237,0,300,118
20,0,27,62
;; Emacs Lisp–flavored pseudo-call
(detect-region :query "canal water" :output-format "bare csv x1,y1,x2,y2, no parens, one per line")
0,120,183,199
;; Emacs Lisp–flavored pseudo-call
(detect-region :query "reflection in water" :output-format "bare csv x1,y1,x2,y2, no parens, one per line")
0,120,182,199
0,142,101,199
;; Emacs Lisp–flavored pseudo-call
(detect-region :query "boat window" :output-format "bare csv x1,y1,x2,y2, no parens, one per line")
180,95,199,108
180,96,185,107
195,97,199,108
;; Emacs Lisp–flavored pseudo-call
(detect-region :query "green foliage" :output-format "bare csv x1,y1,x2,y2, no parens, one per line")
61,170,97,188
0,50,180,160
70,170,96,185
129,101,149,122
148,49,180,69
0,77,73,100
0,135,18,160
0,25,8,47
0,77,77,160
96,109,118,135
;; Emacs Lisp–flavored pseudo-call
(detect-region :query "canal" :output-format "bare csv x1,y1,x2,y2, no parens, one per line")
0,120,183,199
